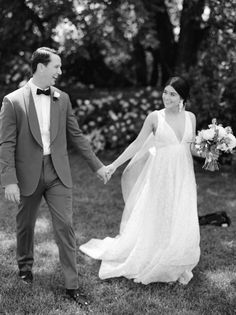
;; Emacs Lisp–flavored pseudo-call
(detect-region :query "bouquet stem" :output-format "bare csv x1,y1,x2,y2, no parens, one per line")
202,156,219,171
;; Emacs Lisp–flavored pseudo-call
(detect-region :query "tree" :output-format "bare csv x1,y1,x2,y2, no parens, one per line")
0,0,235,98
125,0,209,86
176,0,207,72
0,0,74,87
142,0,176,85
190,0,236,133
0,0,209,88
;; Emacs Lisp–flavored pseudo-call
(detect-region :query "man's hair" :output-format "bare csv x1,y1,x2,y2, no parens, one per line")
31,47,59,74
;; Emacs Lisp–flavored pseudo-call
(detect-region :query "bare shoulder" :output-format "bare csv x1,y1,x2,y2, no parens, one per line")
147,110,159,119
186,110,196,122
145,110,159,133
147,110,159,124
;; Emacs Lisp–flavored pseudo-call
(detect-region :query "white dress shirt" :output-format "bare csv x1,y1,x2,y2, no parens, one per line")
29,79,51,155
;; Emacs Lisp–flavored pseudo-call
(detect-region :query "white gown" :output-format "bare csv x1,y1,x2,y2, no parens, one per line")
80,109,200,285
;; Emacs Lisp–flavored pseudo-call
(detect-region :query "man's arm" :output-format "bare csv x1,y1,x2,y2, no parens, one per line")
0,97,20,202
64,94,109,182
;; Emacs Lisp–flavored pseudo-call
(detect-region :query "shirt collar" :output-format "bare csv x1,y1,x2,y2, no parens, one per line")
28,78,50,96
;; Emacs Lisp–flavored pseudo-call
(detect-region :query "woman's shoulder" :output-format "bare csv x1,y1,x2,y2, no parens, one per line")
145,110,161,129
185,110,196,120
185,111,196,129
147,109,163,121
148,109,164,118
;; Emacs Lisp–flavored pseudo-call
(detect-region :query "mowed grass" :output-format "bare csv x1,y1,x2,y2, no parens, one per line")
0,152,236,315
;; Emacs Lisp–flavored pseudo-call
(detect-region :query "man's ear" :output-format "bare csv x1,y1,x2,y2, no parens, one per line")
37,63,45,73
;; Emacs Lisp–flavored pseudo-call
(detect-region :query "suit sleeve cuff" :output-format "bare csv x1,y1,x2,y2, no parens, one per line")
1,170,18,187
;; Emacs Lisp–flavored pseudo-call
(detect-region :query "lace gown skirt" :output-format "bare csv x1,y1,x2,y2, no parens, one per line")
80,110,200,285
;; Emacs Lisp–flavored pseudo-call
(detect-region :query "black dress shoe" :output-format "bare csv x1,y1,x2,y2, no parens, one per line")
65,288,88,306
18,270,33,284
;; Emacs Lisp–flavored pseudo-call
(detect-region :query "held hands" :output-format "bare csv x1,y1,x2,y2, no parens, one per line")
96,165,110,184
5,184,20,204
96,164,117,184
105,164,116,178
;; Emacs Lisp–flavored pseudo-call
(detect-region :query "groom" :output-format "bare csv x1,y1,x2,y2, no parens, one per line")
0,47,108,305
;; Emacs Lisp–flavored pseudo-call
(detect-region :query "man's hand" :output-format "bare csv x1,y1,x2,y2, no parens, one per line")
96,166,110,184
5,184,20,204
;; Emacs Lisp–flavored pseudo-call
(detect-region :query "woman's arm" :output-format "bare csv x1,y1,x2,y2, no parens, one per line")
189,112,202,157
112,111,157,170
189,112,207,158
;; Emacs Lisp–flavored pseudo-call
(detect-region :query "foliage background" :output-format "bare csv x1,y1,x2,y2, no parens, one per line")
0,0,236,152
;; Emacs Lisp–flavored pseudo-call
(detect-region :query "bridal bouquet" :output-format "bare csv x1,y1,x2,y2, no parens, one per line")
194,118,236,171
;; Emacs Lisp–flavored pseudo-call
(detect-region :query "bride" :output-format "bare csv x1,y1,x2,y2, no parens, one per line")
80,76,201,285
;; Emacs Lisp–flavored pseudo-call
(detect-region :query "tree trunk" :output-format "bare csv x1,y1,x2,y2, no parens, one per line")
133,38,148,86
176,0,207,72
64,43,132,87
142,0,176,85
149,48,159,86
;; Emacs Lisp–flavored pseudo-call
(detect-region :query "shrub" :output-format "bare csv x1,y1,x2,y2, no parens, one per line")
189,0,236,133
73,87,162,152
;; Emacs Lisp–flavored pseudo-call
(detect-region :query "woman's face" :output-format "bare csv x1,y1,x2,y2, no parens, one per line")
162,85,181,109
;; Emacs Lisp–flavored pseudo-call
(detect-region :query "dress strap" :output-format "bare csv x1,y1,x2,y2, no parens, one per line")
185,111,195,140
155,109,164,134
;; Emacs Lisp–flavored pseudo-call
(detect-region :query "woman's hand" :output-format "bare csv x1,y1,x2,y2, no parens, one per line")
105,164,117,179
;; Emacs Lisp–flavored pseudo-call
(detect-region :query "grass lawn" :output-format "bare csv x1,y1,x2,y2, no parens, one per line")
0,152,236,315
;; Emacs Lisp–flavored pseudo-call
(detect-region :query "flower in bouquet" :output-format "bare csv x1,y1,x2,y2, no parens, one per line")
194,118,236,171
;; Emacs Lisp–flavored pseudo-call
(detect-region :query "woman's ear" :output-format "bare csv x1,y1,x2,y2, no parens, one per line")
178,99,184,112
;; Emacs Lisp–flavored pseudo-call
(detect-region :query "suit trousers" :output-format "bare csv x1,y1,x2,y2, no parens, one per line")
16,155,78,289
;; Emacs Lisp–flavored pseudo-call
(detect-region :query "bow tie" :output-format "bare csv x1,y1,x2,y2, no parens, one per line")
36,88,50,96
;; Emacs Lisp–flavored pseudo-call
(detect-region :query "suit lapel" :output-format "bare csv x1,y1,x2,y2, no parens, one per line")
23,84,43,148
50,87,60,144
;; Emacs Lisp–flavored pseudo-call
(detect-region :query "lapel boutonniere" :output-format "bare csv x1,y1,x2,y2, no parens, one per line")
53,91,60,101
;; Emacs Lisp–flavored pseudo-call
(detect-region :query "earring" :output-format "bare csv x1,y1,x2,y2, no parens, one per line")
178,100,184,112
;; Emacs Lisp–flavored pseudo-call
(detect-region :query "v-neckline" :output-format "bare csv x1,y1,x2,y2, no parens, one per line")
163,110,186,144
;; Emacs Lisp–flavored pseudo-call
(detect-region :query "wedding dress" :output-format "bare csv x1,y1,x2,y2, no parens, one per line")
80,109,200,285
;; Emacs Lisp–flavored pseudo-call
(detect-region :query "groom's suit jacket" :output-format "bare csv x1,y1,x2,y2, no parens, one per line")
0,82,102,196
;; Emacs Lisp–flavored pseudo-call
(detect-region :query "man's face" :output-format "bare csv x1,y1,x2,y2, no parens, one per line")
42,53,62,86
